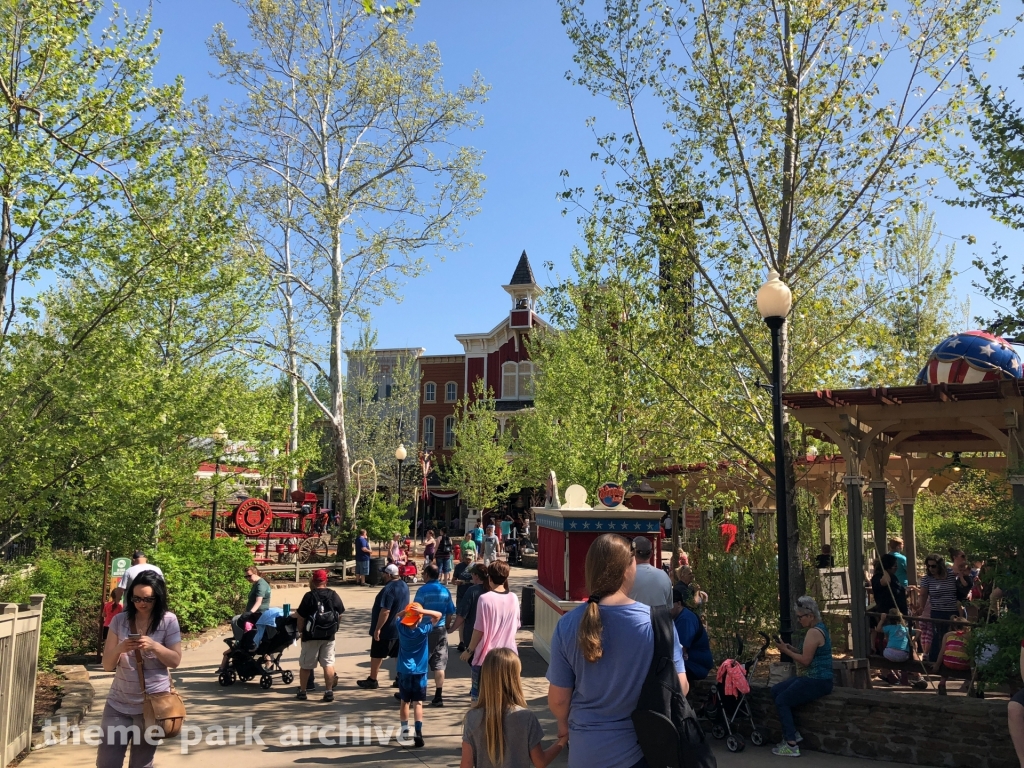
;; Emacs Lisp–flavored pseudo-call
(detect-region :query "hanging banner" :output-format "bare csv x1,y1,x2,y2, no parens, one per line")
430,490,459,500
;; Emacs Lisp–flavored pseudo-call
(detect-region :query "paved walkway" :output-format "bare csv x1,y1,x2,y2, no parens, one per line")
26,568,916,768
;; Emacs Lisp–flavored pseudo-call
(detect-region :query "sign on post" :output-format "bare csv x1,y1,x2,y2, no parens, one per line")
109,557,130,595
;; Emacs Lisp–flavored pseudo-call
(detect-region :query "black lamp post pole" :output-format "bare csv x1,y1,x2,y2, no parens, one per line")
766,315,793,645
210,456,221,542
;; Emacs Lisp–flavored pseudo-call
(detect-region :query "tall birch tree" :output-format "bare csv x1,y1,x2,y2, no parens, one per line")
208,0,486,525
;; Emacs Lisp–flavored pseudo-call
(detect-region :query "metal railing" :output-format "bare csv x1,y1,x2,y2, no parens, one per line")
0,595,44,766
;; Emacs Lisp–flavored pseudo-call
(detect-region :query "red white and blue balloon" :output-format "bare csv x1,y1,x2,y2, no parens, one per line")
916,330,1023,385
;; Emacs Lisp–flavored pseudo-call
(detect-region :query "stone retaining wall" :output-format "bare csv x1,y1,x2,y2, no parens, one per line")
693,680,1015,768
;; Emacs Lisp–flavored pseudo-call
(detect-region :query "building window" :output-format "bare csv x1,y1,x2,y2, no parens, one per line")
424,382,436,403
502,361,518,400
445,381,457,402
443,415,456,448
423,416,435,449
518,361,534,398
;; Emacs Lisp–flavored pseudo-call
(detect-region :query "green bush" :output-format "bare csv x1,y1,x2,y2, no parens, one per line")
0,551,103,669
152,520,254,634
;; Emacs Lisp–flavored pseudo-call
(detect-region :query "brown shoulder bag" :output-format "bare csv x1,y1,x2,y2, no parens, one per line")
131,618,186,738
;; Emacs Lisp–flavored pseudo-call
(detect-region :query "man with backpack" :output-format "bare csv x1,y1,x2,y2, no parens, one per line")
293,569,345,701
435,528,454,585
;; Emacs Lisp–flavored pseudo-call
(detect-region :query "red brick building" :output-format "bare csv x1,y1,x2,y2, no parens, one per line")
399,251,548,527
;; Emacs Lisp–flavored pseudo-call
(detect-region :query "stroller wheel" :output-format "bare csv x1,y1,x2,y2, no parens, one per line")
241,674,254,682
750,728,766,746
282,670,294,685
727,734,745,752
259,673,273,689
711,724,726,740
218,671,234,687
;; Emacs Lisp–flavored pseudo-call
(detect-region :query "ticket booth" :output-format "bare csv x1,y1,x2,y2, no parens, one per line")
532,483,665,662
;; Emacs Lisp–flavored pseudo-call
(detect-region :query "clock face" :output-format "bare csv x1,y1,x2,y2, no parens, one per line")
598,482,625,508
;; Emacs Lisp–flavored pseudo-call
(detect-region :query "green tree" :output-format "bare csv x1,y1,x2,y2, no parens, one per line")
441,381,519,515
207,0,486,528
855,206,965,386
556,0,996,602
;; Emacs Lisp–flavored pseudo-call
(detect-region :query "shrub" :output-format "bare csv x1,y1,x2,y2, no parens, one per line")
0,551,103,669
152,520,253,634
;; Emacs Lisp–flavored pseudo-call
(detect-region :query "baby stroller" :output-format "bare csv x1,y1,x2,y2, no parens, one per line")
701,632,772,752
218,614,297,690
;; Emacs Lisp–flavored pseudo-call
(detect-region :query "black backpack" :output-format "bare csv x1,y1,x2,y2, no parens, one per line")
436,536,452,559
631,606,717,768
307,590,340,640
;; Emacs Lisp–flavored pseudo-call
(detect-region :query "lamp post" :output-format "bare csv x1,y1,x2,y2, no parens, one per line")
210,425,228,541
757,269,794,644
395,443,407,506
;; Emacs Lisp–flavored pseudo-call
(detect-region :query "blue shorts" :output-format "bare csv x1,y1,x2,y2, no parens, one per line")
397,673,427,702
439,558,452,574
355,559,370,576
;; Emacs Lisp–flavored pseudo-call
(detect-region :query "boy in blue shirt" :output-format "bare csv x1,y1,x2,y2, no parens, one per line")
889,537,909,588
396,602,442,748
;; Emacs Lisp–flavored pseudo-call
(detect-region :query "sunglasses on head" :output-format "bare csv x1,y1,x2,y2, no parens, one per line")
131,596,155,604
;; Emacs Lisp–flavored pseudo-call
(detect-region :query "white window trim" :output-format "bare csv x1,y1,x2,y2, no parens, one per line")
518,361,534,399
445,381,458,402
502,361,518,400
422,416,435,448
424,381,436,403
443,415,456,448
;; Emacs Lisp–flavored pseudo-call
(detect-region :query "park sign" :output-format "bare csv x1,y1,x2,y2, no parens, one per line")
109,557,130,595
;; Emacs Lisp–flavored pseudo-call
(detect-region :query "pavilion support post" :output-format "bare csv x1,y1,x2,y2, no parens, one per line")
870,481,888,564
845,474,868,659
901,498,918,587
818,511,831,547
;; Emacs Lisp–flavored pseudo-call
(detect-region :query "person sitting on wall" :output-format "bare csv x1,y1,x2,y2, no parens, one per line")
671,587,713,685
771,596,834,757
814,544,834,570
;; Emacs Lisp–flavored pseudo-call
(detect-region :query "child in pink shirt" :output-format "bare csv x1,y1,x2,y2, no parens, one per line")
460,561,520,701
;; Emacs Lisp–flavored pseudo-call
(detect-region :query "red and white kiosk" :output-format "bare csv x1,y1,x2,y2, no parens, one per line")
532,481,666,662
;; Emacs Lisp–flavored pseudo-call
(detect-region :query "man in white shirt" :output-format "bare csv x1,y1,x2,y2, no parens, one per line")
628,536,672,607
112,551,165,603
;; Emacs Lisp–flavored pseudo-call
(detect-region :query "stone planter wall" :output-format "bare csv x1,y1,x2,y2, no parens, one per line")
693,680,1016,768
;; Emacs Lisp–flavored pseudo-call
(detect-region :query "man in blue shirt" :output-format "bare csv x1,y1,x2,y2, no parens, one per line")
470,522,484,554
672,588,714,684
889,537,909,588
355,528,372,586
357,564,409,689
413,563,456,707
396,602,442,748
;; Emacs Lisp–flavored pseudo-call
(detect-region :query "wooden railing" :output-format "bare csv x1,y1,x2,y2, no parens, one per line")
0,595,44,766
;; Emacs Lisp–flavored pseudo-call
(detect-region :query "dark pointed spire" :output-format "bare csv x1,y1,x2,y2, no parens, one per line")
509,250,536,286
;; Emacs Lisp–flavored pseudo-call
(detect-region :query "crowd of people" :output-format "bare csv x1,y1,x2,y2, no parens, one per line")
97,527,1024,768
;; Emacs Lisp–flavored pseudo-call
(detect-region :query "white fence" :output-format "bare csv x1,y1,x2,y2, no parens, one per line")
259,561,351,583
0,594,44,766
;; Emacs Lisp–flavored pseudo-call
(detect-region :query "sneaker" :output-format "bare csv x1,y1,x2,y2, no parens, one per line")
793,731,803,743
322,690,334,702
307,679,316,691
394,692,401,701
296,689,307,701
356,678,379,689
457,642,466,652
391,679,399,688
430,697,444,708
413,735,425,748
772,743,800,757
912,679,928,690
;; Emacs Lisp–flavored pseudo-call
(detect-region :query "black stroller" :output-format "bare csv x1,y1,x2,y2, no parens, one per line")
700,632,772,752
218,614,297,690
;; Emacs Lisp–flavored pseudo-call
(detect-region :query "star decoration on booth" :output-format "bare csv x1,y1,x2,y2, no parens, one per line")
582,521,590,529
569,521,577,529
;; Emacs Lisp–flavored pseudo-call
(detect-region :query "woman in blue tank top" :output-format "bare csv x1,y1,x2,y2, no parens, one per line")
771,596,834,757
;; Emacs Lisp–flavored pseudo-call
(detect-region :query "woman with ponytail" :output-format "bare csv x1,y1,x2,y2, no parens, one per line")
546,534,686,768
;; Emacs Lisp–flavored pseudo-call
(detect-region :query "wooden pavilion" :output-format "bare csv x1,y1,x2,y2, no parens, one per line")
782,378,1024,658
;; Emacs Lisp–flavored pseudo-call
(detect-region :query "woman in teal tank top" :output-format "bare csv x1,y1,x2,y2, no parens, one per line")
771,596,834,757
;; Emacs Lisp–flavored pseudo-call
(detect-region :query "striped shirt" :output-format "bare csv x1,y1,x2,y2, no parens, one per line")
107,612,181,715
921,569,959,614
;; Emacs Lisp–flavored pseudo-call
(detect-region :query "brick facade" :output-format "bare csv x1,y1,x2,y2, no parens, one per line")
419,355,465,460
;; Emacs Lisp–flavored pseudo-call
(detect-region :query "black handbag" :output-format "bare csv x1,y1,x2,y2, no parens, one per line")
631,606,717,768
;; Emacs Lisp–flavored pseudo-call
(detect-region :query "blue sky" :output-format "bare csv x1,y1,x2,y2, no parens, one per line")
120,0,1022,356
